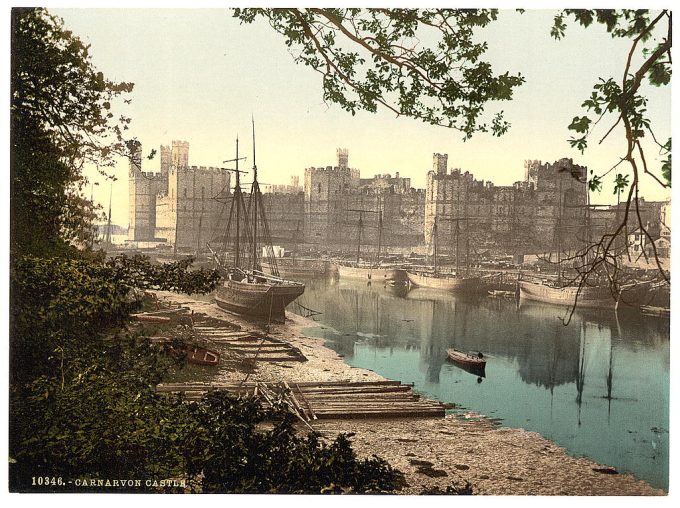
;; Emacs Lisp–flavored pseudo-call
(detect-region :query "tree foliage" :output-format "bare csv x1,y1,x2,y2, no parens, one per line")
234,8,524,138
549,9,672,298
9,256,403,493
10,8,134,256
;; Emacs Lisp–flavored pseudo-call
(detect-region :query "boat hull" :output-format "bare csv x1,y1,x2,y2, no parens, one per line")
214,279,305,323
518,280,615,309
447,349,487,369
336,264,406,281
261,259,329,278
187,347,220,366
406,271,482,292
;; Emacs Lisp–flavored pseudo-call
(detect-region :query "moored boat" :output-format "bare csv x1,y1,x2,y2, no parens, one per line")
447,348,486,368
518,279,615,309
407,270,481,292
261,258,329,278
336,263,406,281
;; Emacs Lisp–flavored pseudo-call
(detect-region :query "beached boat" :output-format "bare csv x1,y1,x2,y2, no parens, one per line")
209,128,304,324
187,347,220,366
214,270,305,321
447,349,486,368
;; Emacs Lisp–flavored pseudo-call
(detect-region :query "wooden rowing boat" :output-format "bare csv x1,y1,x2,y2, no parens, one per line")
447,348,486,368
187,347,220,366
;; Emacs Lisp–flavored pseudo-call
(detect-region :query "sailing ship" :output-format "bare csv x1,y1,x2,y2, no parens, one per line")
335,206,406,282
518,178,615,309
209,125,305,323
406,216,482,291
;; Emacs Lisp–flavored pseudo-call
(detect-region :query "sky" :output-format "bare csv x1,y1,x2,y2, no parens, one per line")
47,6,673,226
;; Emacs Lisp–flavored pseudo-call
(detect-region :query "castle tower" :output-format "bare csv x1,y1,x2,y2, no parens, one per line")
524,159,541,187
128,141,164,242
433,153,448,175
337,148,348,170
160,144,172,178
128,140,142,176
172,140,190,170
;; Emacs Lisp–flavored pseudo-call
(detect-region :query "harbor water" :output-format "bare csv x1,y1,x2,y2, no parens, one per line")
292,277,670,490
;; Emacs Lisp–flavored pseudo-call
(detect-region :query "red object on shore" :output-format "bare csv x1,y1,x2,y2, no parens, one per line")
447,349,486,368
187,347,220,366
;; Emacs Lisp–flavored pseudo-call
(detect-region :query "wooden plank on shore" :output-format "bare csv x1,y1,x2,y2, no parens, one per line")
314,410,445,419
156,380,406,391
295,383,317,420
133,315,172,323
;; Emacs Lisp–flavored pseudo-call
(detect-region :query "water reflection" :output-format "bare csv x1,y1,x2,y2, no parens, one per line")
296,277,670,490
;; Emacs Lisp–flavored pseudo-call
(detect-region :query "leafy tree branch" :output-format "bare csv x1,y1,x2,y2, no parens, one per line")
234,8,524,138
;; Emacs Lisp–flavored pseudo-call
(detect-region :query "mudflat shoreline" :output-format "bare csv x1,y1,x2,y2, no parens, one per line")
154,291,665,495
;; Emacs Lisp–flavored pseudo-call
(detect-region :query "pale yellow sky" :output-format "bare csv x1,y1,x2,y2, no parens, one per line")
50,7,672,226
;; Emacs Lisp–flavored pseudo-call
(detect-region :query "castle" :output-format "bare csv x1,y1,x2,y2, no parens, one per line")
127,141,664,259
424,155,589,255
128,140,231,251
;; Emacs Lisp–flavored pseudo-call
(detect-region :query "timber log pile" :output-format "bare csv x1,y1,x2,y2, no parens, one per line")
156,380,447,420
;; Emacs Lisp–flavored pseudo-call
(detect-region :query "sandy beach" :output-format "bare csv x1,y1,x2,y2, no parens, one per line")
153,291,666,495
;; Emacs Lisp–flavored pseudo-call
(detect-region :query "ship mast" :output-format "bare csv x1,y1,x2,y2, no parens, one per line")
356,211,363,265
221,137,248,269
251,118,258,271
433,216,438,274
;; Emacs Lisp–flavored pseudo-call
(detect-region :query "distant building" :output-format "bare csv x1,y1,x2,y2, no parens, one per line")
128,140,231,251
265,175,302,194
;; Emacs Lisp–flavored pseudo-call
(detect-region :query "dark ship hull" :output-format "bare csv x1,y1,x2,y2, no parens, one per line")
214,277,305,323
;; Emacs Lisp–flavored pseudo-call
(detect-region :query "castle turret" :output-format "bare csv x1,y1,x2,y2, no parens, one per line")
128,140,143,177
160,144,172,178
337,148,349,170
172,140,190,170
433,153,448,175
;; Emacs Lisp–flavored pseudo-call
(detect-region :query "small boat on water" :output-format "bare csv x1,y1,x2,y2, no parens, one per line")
187,347,220,366
447,349,486,368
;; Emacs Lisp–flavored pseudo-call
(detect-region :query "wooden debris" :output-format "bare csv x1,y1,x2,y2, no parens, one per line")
156,380,446,420
133,314,172,323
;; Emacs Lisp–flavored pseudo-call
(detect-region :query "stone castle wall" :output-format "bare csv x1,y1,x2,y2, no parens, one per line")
130,144,661,260
424,156,589,256
128,141,230,251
